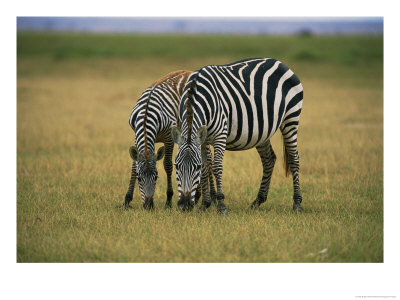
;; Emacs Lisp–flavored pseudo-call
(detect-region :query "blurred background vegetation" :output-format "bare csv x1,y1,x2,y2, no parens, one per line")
17,33,381,63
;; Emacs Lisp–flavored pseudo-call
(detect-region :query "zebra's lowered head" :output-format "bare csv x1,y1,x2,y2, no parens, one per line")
129,146,165,209
171,125,207,211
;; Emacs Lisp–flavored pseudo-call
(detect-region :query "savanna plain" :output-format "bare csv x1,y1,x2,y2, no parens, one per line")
17,33,383,262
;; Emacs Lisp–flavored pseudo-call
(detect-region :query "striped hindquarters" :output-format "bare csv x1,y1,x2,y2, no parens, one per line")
190,58,303,150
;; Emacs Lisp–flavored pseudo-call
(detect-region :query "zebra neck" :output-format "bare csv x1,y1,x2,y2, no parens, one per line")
135,130,156,158
182,112,206,143
137,96,164,158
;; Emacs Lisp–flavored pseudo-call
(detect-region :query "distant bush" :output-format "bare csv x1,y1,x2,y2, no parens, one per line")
297,29,314,37
292,50,320,62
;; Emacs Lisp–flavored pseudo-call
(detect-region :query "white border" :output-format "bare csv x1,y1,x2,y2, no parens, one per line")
3,1,398,299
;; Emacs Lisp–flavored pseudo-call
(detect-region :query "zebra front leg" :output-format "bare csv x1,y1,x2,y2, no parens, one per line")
163,141,174,209
194,144,212,206
281,126,303,212
213,142,228,215
194,182,201,205
194,145,217,208
124,154,137,208
198,144,212,211
250,140,276,209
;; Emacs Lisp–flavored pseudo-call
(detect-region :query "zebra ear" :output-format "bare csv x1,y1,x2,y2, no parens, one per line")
129,146,139,161
196,126,208,145
155,146,165,161
171,126,182,145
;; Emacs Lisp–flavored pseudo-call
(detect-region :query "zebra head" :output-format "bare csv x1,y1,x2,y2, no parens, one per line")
171,126,207,211
129,146,165,209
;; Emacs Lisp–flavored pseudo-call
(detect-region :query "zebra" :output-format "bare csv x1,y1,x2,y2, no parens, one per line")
171,58,304,214
124,70,216,209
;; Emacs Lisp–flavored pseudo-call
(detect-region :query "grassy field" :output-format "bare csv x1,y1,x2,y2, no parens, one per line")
17,33,383,262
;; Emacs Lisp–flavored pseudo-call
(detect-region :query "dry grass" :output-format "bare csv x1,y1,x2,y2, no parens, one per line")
17,34,383,262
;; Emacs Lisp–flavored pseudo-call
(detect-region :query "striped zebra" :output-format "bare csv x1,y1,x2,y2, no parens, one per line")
171,58,304,214
124,70,216,209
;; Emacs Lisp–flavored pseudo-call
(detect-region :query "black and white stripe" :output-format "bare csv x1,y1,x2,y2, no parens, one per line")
124,71,189,209
125,70,217,209
172,58,304,213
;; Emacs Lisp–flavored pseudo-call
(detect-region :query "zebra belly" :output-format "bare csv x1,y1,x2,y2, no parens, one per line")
225,129,278,151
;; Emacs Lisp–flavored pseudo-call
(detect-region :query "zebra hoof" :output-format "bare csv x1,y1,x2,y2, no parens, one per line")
217,204,228,215
293,203,303,212
249,200,260,209
218,207,229,215
164,202,172,209
119,203,131,210
210,193,217,206
198,202,211,212
204,201,212,209
197,206,206,213
124,193,133,208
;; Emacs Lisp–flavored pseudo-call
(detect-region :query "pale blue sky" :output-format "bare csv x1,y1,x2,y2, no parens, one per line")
17,17,383,35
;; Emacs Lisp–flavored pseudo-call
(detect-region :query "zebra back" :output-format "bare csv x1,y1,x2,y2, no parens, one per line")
179,58,303,151
129,70,192,155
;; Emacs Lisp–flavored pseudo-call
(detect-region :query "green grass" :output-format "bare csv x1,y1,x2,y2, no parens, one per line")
17,33,383,262
17,33,382,66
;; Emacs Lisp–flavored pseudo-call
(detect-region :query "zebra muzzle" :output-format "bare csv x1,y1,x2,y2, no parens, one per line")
178,192,194,212
143,195,154,210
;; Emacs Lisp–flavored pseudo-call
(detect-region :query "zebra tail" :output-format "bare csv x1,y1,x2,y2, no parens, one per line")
282,135,290,177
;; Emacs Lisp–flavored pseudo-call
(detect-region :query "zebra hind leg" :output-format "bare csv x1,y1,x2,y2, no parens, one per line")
250,140,276,209
281,126,303,212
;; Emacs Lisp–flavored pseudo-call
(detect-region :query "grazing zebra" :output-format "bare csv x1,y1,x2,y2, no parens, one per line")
171,58,304,214
124,70,216,209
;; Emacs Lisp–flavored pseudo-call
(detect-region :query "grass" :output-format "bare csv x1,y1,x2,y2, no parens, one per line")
17,33,383,262
17,33,382,65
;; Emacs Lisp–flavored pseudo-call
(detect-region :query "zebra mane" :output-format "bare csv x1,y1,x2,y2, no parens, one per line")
185,71,200,144
143,85,157,160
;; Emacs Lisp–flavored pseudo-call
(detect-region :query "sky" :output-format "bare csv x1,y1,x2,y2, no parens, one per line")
16,17,383,35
